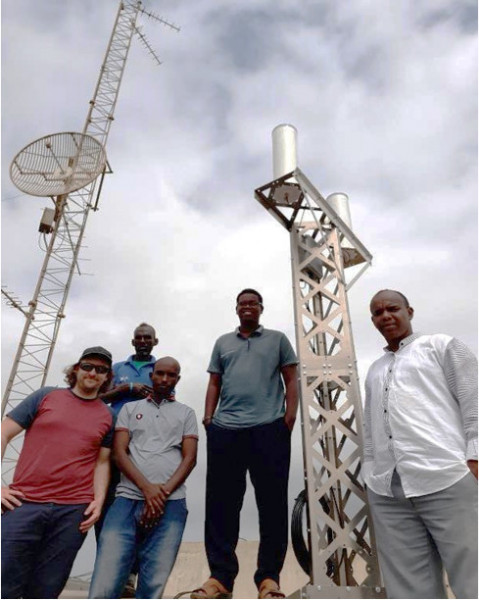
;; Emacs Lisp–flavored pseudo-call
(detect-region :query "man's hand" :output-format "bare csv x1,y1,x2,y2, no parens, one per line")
1,486,25,513
131,383,153,398
467,459,478,479
79,499,102,533
139,503,162,529
142,482,170,515
281,364,298,432
284,412,296,431
139,483,170,528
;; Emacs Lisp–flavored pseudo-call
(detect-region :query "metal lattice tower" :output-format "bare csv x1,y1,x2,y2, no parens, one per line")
255,128,385,598
2,1,178,482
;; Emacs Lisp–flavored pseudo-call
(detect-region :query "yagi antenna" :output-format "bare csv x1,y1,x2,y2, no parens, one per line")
134,26,162,66
134,7,181,66
138,7,181,32
1,288,29,318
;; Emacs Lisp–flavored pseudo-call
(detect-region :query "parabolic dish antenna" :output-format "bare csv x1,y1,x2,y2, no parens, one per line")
10,132,107,197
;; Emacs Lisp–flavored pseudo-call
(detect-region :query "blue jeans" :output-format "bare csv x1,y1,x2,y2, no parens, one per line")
1,501,88,599
89,496,187,599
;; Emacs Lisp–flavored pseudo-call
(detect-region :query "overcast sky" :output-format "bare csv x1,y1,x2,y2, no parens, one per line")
2,0,477,578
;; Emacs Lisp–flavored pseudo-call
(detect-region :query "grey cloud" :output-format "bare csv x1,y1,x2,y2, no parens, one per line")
415,1,478,34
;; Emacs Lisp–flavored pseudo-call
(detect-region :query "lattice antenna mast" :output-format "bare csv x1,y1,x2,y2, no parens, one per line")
2,1,176,481
255,125,384,599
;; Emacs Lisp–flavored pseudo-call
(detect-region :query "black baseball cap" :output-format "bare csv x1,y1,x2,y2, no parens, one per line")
79,346,112,365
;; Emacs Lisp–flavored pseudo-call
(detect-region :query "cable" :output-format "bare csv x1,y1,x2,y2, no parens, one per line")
291,489,335,578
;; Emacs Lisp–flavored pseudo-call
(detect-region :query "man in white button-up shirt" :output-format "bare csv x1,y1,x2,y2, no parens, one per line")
363,289,477,599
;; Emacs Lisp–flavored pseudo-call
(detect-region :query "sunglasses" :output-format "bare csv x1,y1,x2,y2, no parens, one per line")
78,363,110,374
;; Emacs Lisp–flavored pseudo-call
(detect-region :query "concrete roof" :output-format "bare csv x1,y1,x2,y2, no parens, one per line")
60,541,309,599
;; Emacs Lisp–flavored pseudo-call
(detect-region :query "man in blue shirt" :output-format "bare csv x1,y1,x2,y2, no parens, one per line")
96,323,159,595
101,322,159,417
192,289,298,600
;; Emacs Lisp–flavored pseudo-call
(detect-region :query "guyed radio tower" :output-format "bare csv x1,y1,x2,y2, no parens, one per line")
2,1,179,482
256,125,385,598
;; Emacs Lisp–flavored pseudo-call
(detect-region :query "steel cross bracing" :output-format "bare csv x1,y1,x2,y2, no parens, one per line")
255,169,385,599
1,1,143,481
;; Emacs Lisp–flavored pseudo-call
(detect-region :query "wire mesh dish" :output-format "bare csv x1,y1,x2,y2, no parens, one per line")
10,132,106,197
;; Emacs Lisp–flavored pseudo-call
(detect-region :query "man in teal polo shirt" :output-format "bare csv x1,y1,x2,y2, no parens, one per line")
97,323,159,523
192,289,298,600
101,322,159,417
95,322,159,595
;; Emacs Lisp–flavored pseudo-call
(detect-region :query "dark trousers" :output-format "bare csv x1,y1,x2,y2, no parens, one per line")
1,501,87,599
205,418,291,591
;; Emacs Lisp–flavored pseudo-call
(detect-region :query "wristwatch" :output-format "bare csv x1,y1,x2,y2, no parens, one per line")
202,416,213,427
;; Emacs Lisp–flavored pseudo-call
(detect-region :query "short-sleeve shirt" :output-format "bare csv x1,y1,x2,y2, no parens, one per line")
208,326,298,428
109,355,157,417
7,387,114,504
115,397,198,500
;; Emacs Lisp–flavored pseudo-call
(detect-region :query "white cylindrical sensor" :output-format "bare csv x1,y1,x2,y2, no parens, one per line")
272,124,297,179
326,192,353,229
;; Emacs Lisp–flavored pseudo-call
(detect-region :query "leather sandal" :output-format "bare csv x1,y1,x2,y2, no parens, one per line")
190,578,233,599
258,578,285,599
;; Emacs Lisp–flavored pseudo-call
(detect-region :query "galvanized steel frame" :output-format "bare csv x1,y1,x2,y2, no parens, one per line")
255,169,384,598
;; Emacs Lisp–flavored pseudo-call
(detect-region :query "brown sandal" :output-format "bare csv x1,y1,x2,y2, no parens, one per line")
190,578,233,599
258,578,285,599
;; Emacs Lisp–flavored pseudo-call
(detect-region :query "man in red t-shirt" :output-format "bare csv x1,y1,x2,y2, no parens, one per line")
1,346,115,599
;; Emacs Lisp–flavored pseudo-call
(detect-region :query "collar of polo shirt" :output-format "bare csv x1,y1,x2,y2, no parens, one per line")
235,325,264,337
147,393,176,407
